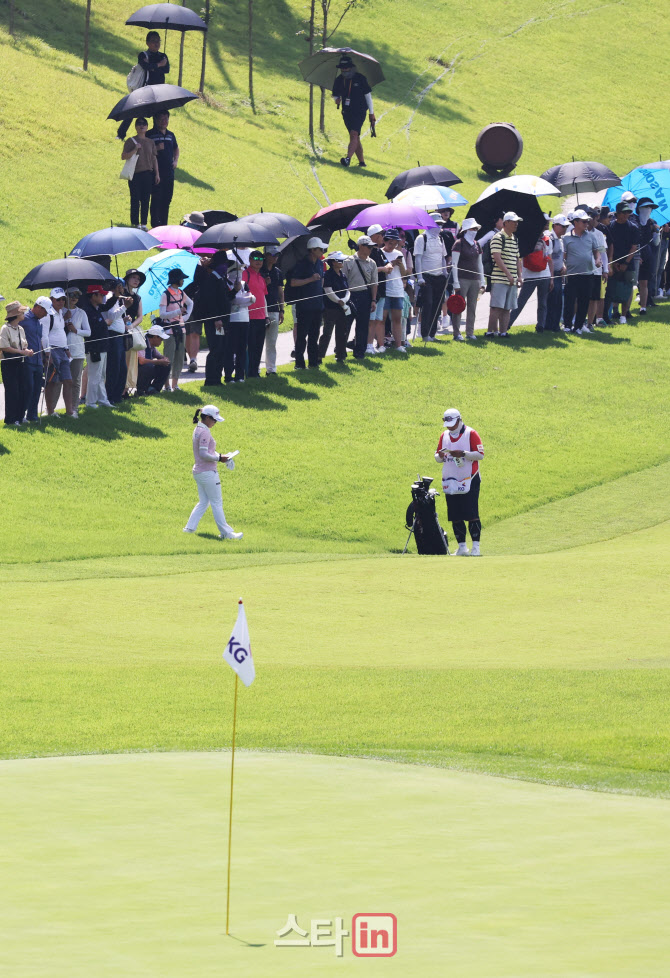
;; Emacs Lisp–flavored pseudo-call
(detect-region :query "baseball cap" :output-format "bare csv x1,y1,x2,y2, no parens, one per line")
201,404,224,423
249,251,264,260
357,234,373,246
264,246,280,255
35,295,52,309
572,209,590,221
50,287,66,299
442,407,461,427
86,284,106,295
616,201,633,214
503,211,523,222
337,55,354,68
621,191,637,203
306,236,327,250
551,214,570,226
428,212,445,225
146,324,170,340
367,224,384,236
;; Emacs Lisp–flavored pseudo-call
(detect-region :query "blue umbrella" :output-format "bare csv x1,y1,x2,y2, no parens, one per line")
136,248,199,314
70,226,160,258
603,167,670,225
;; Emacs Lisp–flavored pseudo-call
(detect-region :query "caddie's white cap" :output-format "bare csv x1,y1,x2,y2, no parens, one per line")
442,407,461,427
503,211,523,222
366,223,384,235
551,214,570,226
201,404,224,423
307,236,327,250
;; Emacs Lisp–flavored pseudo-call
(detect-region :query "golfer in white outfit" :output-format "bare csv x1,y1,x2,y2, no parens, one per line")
183,405,243,539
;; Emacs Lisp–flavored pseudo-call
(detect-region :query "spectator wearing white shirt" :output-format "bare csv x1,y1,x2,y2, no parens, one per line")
103,279,130,403
159,267,194,391
48,288,91,418
545,215,568,332
373,230,407,352
43,287,75,417
414,218,448,340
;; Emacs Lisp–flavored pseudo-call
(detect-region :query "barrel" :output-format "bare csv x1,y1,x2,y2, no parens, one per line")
475,123,523,175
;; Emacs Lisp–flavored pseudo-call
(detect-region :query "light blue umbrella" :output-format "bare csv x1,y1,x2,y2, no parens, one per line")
603,167,670,225
136,248,199,314
393,185,468,208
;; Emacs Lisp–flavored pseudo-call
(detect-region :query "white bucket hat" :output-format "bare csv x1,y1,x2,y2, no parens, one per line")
460,217,481,232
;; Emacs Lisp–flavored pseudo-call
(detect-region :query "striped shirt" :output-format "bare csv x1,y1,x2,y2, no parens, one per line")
489,230,520,283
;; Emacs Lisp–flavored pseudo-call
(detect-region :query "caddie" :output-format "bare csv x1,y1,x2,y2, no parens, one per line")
435,408,485,556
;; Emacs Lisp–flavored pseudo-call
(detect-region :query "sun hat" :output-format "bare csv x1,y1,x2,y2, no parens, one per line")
428,212,445,225
357,234,373,246
50,287,66,299
168,267,186,283
124,267,147,286
306,236,328,250
5,300,28,319
367,224,384,236
183,211,207,229
326,250,347,261
636,197,658,209
146,324,170,340
442,407,461,427
460,217,481,232
502,211,523,222
383,228,400,240
551,214,570,226
201,404,224,422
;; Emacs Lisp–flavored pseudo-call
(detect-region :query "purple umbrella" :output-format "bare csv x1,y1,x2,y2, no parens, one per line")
150,225,202,250
347,203,438,231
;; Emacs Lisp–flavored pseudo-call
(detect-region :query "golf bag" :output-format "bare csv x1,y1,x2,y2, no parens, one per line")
405,477,449,555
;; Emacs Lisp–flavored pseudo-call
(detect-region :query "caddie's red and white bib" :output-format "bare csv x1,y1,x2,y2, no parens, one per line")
436,425,484,495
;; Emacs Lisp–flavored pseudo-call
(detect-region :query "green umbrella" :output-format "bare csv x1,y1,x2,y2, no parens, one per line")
298,47,384,91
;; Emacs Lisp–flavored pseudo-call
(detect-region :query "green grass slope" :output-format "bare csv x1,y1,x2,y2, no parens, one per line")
2,0,670,296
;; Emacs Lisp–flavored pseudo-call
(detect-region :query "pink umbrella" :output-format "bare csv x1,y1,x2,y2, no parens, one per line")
151,225,202,250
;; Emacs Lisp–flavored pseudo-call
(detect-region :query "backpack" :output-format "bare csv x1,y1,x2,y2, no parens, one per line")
127,63,147,92
523,246,549,272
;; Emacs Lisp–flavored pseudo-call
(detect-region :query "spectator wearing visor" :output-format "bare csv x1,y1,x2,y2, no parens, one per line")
332,55,375,168
319,251,354,362
343,234,378,358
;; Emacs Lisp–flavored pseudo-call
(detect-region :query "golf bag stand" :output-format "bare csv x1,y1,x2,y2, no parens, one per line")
404,476,449,555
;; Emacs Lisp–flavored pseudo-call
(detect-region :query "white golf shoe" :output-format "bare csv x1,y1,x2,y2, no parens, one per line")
470,541,481,556
221,531,243,540
454,542,470,556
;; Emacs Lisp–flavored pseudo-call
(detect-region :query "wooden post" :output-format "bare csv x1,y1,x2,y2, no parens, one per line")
199,0,210,94
178,0,186,86
248,0,256,114
308,0,315,149
319,0,328,133
83,0,92,70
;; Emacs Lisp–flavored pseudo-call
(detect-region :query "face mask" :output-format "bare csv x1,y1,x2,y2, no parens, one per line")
427,228,439,239
639,206,652,225
464,230,476,244
443,418,460,429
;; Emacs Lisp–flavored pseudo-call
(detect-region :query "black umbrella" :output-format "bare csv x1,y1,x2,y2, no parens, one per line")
19,258,113,290
540,161,620,195
467,190,545,257
242,212,310,239
277,228,334,276
298,47,384,91
70,226,159,258
196,220,279,249
385,164,462,200
107,84,198,121
199,209,238,228
307,199,376,232
126,3,207,31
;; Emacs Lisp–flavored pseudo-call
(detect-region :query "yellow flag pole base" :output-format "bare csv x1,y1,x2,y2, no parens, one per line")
226,673,239,936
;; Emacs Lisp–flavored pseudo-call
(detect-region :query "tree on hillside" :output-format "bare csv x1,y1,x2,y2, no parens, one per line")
83,0,92,70
248,0,256,113
178,0,187,86
8,0,15,36
318,0,366,133
199,0,210,93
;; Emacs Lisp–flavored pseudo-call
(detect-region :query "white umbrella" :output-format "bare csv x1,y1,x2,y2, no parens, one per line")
393,185,468,209
476,175,561,202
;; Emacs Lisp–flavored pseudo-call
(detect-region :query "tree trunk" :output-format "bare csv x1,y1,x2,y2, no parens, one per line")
82,0,92,69
178,1,186,86
248,0,256,113
199,0,210,94
308,0,315,149
319,0,328,133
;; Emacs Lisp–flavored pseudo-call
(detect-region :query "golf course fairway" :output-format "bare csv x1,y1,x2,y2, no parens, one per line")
2,751,669,977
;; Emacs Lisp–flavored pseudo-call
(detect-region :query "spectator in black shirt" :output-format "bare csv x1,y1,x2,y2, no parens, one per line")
289,237,326,369
117,32,170,140
137,325,171,395
605,202,640,324
630,196,659,314
318,252,354,362
148,111,179,228
332,55,375,168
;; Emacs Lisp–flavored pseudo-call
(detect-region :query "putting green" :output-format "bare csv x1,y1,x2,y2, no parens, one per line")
2,751,669,977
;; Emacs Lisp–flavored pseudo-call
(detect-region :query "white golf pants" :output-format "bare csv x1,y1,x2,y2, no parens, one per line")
86,352,108,405
186,469,235,537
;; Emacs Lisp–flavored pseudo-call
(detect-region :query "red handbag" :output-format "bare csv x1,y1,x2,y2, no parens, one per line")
446,293,466,314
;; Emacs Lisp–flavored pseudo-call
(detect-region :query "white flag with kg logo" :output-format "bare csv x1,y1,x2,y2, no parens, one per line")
223,600,255,686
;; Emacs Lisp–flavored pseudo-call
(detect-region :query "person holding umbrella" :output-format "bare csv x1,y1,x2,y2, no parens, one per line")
81,285,112,409
117,31,170,141
121,118,160,230
147,110,179,227
332,55,375,168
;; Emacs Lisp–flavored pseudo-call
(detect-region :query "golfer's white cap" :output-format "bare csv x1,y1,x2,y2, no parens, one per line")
572,209,590,221
551,214,570,226
442,407,461,427
201,404,224,423
503,211,523,222
367,224,384,235
146,324,170,340
307,236,327,250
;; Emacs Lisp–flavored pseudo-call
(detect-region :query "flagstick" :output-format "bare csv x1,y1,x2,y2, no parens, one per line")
226,673,239,935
